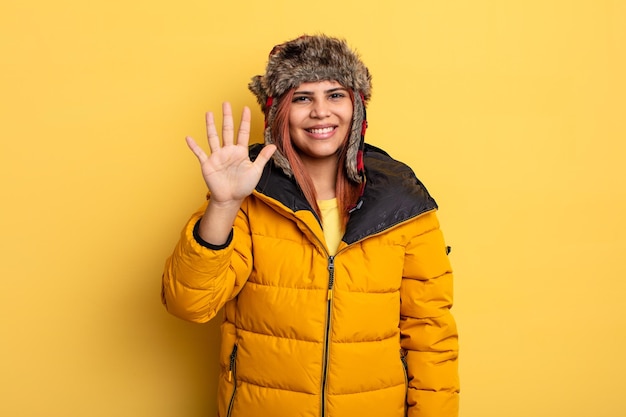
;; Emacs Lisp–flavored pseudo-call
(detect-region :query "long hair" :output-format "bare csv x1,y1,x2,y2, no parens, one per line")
271,89,361,228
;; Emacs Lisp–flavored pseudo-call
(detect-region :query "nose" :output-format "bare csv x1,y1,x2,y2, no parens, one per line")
310,100,331,118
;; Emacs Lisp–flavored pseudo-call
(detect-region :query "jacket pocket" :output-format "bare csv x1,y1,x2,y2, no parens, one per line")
226,344,239,417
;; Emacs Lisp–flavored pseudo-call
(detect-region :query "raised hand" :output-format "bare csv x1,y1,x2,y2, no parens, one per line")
186,102,276,205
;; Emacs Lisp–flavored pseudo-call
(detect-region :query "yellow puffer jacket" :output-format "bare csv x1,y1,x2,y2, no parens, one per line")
162,144,459,417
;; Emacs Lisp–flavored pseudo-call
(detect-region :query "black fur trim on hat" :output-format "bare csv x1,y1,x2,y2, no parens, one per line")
248,34,372,183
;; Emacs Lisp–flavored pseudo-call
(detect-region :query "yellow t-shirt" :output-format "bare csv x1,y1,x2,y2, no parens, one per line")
318,198,343,256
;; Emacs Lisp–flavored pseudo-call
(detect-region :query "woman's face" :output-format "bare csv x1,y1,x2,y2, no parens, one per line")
288,80,353,165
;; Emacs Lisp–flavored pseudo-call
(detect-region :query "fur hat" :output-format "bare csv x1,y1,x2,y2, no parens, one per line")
248,34,372,183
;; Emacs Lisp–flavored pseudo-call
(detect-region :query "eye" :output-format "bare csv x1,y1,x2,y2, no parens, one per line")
292,95,310,103
329,92,347,100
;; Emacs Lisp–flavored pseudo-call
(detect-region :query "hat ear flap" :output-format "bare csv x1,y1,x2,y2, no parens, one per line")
345,93,367,184
248,76,268,109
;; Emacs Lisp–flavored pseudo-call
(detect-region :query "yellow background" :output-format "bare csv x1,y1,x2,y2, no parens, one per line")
2,1,625,416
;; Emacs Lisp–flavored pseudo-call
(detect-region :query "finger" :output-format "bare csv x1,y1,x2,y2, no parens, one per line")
252,144,277,170
185,136,208,163
205,111,221,152
236,106,251,147
221,102,234,146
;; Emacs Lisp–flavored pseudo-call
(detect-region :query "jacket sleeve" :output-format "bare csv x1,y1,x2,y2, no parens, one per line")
400,210,459,417
161,199,253,323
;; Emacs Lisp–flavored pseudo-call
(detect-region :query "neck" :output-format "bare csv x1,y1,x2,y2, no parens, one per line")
301,157,338,200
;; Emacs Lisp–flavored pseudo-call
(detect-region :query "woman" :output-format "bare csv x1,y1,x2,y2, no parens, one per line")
162,35,459,417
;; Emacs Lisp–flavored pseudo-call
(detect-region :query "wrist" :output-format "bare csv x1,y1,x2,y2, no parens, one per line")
196,198,243,246
207,198,244,210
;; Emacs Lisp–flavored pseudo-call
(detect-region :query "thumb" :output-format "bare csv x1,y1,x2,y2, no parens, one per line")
185,136,208,164
253,144,277,169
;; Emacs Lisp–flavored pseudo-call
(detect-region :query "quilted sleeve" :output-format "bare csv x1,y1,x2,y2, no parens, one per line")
400,210,459,417
161,199,253,323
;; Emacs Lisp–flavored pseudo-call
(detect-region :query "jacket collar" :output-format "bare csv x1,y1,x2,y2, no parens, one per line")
250,143,437,244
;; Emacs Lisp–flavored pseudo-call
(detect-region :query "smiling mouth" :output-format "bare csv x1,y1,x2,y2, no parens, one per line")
306,127,336,134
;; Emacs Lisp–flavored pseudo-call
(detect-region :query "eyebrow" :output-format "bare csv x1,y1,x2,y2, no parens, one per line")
293,87,348,95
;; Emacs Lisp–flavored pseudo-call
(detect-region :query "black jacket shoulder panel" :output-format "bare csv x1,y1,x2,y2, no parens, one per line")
343,145,438,244
250,143,438,243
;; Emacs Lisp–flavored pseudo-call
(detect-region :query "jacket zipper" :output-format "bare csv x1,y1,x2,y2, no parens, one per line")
400,349,409,415
226,344,238,417
294,218,335,417
320,255,335,417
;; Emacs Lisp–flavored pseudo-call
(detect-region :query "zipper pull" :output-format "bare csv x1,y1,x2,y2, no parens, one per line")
327,256,335,300
228,345,238,382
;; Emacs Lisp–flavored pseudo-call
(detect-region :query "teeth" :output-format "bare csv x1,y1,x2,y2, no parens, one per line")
308,127,334,134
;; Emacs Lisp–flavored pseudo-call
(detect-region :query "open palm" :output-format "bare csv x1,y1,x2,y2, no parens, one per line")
186,102,276,204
